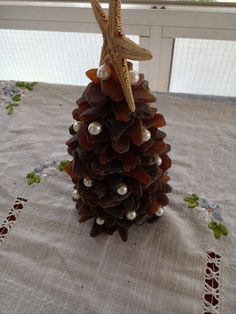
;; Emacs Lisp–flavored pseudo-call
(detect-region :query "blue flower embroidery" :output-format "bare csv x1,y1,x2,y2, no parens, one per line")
199,198,223,222
26,159,70,185
184,194,228,239
0,81,36,114
2,85,21,98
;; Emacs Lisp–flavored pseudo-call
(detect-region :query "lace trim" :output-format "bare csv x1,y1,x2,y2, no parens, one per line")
203,251,222,314
0,197,28,244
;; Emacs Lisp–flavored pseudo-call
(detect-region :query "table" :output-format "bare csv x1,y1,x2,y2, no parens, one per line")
0,81,235,314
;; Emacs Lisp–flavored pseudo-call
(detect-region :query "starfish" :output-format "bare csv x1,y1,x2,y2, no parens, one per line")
90,0,152,112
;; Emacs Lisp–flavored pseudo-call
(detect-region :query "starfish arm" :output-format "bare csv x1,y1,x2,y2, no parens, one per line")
90,0,108,36
108,0,123,37
116,36,152,61
100,39,110,65
112,55,136,112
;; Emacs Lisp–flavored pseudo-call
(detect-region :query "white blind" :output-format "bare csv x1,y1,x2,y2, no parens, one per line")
169,38,236,97
0,29,139,86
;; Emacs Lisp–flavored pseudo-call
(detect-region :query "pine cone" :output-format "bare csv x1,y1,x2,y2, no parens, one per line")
66,63,171,241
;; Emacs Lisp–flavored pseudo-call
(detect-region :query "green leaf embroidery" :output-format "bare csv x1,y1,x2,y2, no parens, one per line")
184,194,199,208
6,82,37,115
6,102,20,114
188,202,198,208
61,160,70,166
208,222,218,230
219,223,228,236
208,221,228,239
27,177,35,185
213,228,222,239
12,94,21,102
34,175,41,184
184,196,193,202
26,172,41,185
7,106,14,115
57,160,70,172
57,165,64,172
26,172,35,179
15,81,25,88
192,194,199,201
15,81,37,91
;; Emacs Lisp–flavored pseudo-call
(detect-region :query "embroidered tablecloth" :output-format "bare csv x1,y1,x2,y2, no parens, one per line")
0,82,235,314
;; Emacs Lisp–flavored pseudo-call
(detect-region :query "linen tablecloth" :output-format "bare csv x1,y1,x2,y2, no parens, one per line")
0,82,235,314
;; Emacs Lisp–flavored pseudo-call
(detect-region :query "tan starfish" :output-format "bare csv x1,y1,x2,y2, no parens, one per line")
90,0,152,112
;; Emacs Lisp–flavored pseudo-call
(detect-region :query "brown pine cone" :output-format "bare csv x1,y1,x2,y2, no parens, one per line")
65,63,171,242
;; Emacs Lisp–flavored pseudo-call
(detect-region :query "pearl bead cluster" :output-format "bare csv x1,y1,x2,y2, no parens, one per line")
86,123,152,143
97,63,140,86
72,177,94,201
72,177,165,221
74,121,152,143
73,120,103,137
73,176,165,224
95,210,137,225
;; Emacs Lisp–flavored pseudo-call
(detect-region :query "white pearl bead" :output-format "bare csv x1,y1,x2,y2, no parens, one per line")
156,156,162,166
116,183,128,196
141,128,151,142
129,70,140,85
88,122,103,136
155,207,164,217
126,211,137,220
73,121,83,132
72,189,80,200
83,177,94,187
97,64,111,80
96,217,105,225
